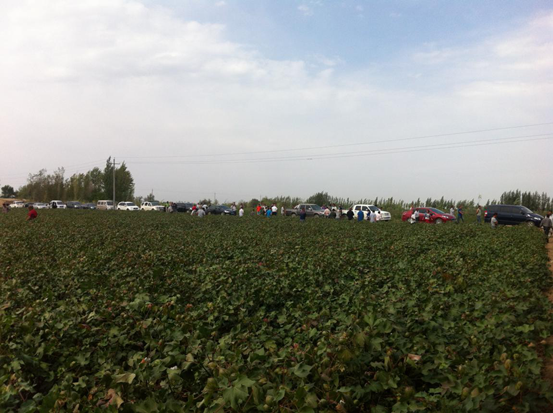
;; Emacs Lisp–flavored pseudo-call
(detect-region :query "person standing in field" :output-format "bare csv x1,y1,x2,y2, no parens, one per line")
346,208,354,221
450,205,455,216
336,207,342,219
281,205,285,216
357,209,364,222
256,204,261,215
540,213,552,243
424,210,431,223
491,213,498,229
26,205,37,221
411,209,419,224
476,205,482,224
271,204,278,216
2,203,10,213
299,208,306,223
239,206,244,217
324,207,331,218
457,205,464,223
197,207,206,218
266,208,272,218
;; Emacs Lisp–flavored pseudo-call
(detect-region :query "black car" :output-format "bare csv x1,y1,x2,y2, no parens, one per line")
206,205,232,215
82,203,97,210
66,201,82,209
175,202,194,213
484,205,543,227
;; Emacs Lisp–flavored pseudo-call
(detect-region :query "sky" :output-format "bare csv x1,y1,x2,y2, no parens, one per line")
1,0,552,204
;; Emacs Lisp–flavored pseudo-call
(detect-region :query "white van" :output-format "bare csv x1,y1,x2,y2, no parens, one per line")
97,200,114,210
50,200,67,209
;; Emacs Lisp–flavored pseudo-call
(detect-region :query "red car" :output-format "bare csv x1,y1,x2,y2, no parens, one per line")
401,207,456,224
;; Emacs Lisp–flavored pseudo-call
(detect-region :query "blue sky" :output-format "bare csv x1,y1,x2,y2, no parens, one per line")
1,0,552,203
154,1,548,64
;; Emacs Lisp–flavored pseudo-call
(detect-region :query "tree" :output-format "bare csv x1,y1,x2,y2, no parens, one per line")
145,192,156,202
102,157,135,202
1,185,16,198
307,191,331,206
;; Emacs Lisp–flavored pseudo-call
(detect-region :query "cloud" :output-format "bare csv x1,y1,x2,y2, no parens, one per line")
297,4,313,16
214,1,226,7
0,1,551,201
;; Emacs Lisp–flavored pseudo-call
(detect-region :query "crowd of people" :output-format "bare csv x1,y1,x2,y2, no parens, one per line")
4,199,552,242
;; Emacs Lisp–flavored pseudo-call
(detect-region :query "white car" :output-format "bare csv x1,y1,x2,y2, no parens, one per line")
351,204,392,221
50,200,67,209
141,201,164,211
117,201,140,211
10,201,25,208
34,203,50,209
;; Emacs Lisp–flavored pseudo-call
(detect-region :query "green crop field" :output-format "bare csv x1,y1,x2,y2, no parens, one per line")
1,211,553,412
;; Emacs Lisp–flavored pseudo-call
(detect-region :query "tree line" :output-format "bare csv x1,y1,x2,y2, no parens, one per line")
6,158,134,203
2,164,551,214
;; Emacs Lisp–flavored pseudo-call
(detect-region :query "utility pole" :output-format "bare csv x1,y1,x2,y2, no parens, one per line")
112,157,120,210
214,192,216,204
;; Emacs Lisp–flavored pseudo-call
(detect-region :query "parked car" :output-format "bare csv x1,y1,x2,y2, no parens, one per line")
10,201,25,208
402,207,456,224
206,205,232,215
175,202,194,213
97,200,114,210
484,205,543,227
285,204,325,217
117,202,140,211
50,200,67,209
66,201,82,209
350,204,392,221
82,203,97,210
33,203,49,209
141,201,165,211
24,202,34,208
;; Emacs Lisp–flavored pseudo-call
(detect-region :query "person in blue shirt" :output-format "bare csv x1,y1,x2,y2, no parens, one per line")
357,209,364,222
266,208,272,217
457,205,464,223
299,208,306,222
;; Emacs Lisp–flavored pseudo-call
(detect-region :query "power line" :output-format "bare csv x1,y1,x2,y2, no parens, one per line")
117,121,553,160
125,133,553,166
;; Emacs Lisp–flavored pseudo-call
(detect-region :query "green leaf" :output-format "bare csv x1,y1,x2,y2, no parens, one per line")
291,363,313,378
115,372,136,384
222,386,248,410
133,397,159,412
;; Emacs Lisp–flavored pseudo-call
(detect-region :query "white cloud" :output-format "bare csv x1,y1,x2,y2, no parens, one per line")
0,1,551,202
297,4,313,16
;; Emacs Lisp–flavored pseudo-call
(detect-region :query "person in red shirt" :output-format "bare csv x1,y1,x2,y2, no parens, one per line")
27,205,38,221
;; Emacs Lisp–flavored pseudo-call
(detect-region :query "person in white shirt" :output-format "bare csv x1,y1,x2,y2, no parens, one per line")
239,207,244,217
491,213,498,228
197,208,206,217
281,206,285,216
324,207,331,218
370,210,376,223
